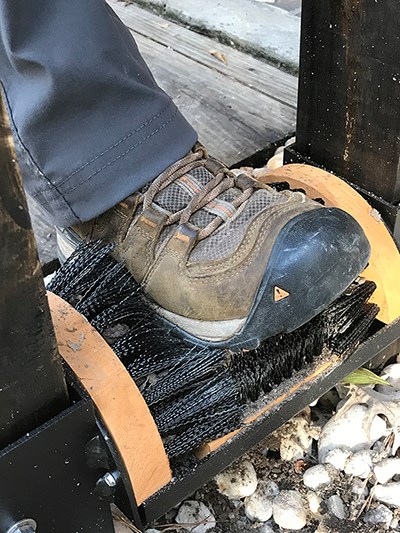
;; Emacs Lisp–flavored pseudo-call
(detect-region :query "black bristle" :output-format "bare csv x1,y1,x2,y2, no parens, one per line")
76,264,136,321
91,290,150,334
143,347,226,406
49,241,379,458
232,313,327,403
48,241,114,302
119,332,203,378
331,303,379,355
152,373,240,435
267,181,290,192
164,403,243,458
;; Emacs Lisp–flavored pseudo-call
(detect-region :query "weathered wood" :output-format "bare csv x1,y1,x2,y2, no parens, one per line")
107,0,297,165
296,0,400,204
0,94,69,448
27,196,57,267
108,0,298,109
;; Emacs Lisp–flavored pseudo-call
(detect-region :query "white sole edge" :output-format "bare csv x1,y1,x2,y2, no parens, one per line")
154,304,246,342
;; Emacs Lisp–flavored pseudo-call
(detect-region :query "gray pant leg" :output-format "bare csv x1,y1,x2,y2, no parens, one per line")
0,0,197,226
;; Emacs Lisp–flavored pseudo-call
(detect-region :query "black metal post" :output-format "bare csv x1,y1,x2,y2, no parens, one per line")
0,93,69,448
294,0,400,238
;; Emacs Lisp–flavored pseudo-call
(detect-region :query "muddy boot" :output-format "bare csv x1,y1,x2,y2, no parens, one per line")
57,144,370,349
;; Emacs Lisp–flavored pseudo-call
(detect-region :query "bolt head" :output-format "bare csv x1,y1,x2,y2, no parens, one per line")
6,519,37,533
94,472,117,502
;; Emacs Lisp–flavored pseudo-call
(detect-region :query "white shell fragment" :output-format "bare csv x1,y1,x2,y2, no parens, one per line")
175,501,216,533
214,459,257,499
373,457,400,485
244,480,274,522
344,450,372,478
307,491,322,515
323,448,351,471
318,404,382,463
373,483,400,507
273,490,307,530
303,465,332,490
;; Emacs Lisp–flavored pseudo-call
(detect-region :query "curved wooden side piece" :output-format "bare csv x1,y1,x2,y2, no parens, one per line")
48,292,171,505
256,163,400,324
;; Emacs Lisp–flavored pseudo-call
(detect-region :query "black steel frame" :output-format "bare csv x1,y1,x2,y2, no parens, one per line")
0,393,115,533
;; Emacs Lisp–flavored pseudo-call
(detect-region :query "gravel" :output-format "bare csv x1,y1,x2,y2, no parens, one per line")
273,490,307,530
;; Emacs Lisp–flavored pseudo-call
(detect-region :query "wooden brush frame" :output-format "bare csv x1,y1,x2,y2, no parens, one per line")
48,291,172,506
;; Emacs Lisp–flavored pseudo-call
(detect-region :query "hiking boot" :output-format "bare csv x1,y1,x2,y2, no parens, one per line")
57,144,370,349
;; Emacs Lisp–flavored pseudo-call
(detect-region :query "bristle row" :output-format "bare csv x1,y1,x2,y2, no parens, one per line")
48,242,378,458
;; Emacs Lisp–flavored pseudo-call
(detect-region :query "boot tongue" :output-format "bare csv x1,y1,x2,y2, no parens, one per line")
154,166,241,229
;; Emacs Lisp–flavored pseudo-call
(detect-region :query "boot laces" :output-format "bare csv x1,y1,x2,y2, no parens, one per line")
142,146,255,240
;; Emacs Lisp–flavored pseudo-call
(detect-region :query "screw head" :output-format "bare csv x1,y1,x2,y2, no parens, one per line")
85,435,110,470
94,472,117,502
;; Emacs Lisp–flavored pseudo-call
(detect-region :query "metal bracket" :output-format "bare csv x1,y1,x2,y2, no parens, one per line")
0,397,115,533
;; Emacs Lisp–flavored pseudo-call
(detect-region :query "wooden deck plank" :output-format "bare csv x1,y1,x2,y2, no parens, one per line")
108,0,298,109
135,34,296,161
108,0,297,165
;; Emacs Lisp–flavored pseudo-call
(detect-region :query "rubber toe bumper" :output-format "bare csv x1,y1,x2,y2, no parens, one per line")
218,206,371,350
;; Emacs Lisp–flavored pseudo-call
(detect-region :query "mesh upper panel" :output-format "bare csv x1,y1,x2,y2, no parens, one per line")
190,167,242,205
189,189,287,263
190,210,215,229
150,164,287,262
190,166,210,185
155,181,191,213
153,166,241,231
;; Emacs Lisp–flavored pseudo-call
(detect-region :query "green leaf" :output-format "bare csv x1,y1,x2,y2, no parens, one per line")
342,368,392,387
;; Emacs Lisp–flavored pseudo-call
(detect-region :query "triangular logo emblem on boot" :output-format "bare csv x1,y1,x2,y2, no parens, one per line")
274,286,290,302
